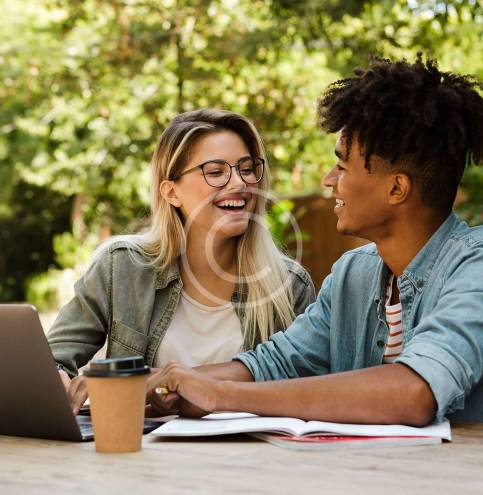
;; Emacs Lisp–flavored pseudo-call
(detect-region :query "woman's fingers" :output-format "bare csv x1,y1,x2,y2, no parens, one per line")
68,375,88,415
58,370,71,392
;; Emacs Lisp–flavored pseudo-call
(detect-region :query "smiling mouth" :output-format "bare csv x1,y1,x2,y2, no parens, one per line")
214,198,247,212
335,198,346,209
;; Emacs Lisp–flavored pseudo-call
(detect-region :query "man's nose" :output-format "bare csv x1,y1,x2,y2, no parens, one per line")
322,165,338,188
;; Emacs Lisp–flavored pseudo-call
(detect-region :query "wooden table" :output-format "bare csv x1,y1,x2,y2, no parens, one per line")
1,424,482,495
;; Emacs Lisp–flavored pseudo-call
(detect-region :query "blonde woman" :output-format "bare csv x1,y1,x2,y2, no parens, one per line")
48,109,315,413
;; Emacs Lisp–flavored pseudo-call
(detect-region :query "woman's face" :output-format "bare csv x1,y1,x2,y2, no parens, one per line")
170,130,260,241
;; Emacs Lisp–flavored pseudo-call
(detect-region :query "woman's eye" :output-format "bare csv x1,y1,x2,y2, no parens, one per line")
206,170,223,176
240,168,254,175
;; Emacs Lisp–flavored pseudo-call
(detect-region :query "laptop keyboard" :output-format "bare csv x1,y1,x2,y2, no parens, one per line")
76,415,162,440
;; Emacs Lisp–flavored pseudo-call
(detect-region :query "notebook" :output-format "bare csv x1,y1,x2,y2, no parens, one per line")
250,433,444,450
151,412,451,449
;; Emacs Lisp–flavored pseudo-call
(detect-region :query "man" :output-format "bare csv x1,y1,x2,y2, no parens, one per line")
147,56,483,425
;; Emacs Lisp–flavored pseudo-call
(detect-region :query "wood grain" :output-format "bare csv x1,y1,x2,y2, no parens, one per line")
1,424,482,495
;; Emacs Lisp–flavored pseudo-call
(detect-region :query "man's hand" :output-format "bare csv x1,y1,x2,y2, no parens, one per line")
146,363,224,418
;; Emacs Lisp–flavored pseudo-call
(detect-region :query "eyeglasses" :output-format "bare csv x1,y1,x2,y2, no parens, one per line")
175,156,265,188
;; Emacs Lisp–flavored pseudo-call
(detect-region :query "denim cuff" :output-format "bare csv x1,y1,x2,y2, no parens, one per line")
232,351,265,382
396,347,467,423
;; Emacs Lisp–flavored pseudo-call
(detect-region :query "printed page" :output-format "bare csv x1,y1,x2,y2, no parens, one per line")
300,419,452,440
151,412,307,437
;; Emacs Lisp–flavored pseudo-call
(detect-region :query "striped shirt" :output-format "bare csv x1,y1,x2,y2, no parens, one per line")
384,275,403,363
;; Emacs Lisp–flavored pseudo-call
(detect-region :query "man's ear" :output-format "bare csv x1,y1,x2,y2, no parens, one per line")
388,173,412,206
159,180,182,208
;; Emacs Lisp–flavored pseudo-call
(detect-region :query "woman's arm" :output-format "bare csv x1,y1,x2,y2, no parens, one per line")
47,249,112,377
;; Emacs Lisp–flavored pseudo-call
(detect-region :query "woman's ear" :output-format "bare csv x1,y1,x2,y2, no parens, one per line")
159,180,182,208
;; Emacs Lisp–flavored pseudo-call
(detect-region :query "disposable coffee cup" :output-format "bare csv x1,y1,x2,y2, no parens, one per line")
83,356,150,453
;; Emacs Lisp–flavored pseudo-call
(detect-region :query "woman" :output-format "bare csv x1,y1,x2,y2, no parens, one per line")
48,108,315,412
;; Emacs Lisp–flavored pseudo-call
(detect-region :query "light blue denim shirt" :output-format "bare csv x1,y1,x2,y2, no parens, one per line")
235,212,483,423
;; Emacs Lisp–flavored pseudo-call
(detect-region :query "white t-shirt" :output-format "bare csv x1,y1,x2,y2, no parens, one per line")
154,290,243,368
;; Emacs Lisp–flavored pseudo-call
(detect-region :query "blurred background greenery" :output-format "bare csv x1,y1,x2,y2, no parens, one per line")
0,0,481,310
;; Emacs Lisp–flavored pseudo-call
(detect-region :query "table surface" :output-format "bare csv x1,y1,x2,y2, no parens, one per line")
1,423,482,495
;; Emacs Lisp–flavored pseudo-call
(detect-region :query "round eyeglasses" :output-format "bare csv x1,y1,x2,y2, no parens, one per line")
175,156,265,188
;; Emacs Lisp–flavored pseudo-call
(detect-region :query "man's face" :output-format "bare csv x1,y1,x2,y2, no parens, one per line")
323,133,393,240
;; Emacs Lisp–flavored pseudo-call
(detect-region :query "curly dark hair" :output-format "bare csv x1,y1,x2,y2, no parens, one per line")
317,55,483,213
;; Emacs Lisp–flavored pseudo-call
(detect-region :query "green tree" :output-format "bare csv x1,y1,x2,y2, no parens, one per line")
0,0,481,304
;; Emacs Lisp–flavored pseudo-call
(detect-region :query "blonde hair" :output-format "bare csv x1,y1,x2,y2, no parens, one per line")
137,108,295,348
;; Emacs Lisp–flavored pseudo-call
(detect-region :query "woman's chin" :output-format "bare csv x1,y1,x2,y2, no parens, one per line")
218,219,250,239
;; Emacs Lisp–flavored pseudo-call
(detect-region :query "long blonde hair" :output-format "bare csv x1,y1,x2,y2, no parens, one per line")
138,109,295,348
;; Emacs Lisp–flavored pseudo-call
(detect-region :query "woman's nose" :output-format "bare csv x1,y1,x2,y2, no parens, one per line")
227,166,246,188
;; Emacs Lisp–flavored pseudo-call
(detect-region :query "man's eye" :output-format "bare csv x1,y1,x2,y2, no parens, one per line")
337,164,345,171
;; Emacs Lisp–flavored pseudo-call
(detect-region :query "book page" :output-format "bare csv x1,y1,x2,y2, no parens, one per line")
152,412,307,437
152,412,451,440
300,419,451,440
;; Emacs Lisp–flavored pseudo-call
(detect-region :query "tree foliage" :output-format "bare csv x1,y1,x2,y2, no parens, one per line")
0,0,481,303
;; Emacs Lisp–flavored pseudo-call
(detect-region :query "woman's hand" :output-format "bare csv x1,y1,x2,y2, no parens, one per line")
58,369,71,392
58,370,89,415
146,363,224,418
68,375,88,415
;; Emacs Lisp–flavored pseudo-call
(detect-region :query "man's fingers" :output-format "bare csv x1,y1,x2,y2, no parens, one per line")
146,393,180,416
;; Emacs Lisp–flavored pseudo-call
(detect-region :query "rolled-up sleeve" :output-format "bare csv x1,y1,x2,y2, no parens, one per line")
396,247,483,422
235,273,333,381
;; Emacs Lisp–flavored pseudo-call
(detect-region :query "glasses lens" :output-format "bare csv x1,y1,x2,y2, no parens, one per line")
202,161,230,187
238,157,264,184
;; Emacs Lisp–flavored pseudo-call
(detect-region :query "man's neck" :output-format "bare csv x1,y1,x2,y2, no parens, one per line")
375,210,448,277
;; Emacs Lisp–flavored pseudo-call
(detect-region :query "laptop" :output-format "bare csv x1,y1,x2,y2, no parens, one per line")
0,304,161,441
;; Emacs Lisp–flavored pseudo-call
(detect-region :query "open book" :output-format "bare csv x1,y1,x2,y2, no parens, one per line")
151,412,451,449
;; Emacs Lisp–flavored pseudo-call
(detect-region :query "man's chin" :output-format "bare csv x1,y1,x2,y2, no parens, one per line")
335,222,355,236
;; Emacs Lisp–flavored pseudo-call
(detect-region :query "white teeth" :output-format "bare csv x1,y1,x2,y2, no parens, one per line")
335,199,345,208
216,199,246,208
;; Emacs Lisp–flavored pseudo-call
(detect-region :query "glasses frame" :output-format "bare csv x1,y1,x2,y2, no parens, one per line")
174,156,265,188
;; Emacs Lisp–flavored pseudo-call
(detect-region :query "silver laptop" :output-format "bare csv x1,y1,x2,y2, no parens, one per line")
0,304,159,441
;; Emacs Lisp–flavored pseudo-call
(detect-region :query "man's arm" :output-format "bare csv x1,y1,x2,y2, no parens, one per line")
148,362,436,426
219,364,436,426
195,361,254,381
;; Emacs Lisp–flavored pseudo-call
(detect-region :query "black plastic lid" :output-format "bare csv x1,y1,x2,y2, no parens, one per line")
83,356,150,377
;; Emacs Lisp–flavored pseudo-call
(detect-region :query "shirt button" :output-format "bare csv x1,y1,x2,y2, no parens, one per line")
377,340,385,348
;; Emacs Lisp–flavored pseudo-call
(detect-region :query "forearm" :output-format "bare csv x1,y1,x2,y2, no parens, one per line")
195,361,254,382
218,364,437,426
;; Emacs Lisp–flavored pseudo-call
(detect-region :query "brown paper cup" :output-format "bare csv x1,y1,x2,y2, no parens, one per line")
86,374,148,453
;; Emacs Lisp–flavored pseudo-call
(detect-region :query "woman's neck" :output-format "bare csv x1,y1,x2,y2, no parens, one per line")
180,232,238,307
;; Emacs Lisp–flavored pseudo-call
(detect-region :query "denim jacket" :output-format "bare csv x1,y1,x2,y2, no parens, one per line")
236,213,483,422
47,239,315,377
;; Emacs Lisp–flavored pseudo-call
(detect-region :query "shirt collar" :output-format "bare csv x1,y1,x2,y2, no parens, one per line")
155,260,181,289
402,211,461,291
374,211,461,303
